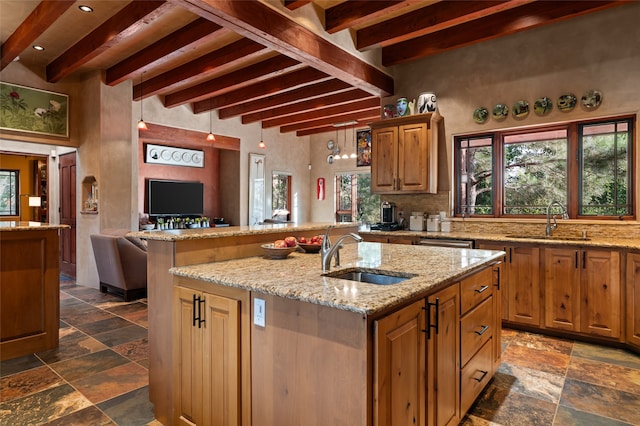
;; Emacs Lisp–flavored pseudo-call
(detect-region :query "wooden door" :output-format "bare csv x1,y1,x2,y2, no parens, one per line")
508,246,541,326
544,248,580,331
427,285,460,426
398,122,428,192
626,252,640,349
581,249,621,338
477,243,509,321
374,299,426,426
59,152,76,278
371,126,398,193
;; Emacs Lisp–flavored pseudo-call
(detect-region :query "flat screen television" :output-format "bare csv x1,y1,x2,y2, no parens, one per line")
148,179,204,217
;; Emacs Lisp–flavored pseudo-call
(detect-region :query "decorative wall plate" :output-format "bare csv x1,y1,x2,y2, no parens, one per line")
145,144,204,168
473,107,489,124
557,93,577,112
492,104,509,121
327,139,335,150
534,97,553,116
581,89,602,110
512,100,529,119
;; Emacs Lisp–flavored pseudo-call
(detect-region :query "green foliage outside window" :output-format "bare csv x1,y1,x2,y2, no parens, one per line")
0,170,19,216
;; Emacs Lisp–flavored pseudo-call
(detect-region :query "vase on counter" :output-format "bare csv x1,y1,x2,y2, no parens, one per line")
417,92,437,113
383,104,395,118
396,97,409,116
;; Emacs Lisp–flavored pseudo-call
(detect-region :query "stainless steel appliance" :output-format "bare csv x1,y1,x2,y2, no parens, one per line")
381,201,396,223
418,238,474,248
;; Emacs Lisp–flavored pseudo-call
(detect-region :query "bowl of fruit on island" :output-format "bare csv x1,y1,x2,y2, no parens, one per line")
261,236,299,259
296,235,323,253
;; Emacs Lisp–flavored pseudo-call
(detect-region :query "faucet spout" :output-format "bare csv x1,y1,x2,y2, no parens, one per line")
321,226,363,272
545,201,567,236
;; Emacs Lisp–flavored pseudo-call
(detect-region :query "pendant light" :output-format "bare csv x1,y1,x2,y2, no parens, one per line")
258,125,266,148
206,107,215,141
350,125,357,159
340,127,348,159
333,128,340,160
137,73,147,130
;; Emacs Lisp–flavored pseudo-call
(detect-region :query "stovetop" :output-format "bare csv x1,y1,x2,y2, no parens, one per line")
370,222,401,231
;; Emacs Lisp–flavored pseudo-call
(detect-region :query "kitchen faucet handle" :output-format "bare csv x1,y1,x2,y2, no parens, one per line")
322,225,334,250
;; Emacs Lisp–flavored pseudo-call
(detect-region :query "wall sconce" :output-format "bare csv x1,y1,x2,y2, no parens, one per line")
137,73,148,130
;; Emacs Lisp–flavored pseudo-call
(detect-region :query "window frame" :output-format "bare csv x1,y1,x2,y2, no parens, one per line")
0,169,20,217
454,114,635,220
334,170,380,223
271,171,292,221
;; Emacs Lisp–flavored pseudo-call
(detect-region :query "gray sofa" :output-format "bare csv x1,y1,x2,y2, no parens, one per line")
90,229,147,301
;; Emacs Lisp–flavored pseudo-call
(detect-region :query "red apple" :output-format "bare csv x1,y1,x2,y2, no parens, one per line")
310,235,319,243
273,239,288,248
298,236,307,244
284,236,297,247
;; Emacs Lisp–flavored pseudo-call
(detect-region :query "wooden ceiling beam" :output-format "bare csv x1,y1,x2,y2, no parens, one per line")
134,38,267,101
357,0,533,50
325,1,412,34
241,88,374,124
192,67,331,113
46,1,172,82
382,0,627,66
284,0,311,11
279,107,380,133
217,79,353,119
1,0,75,70
262,98,380,128
163,54,301,107
171,0,393,96
106,18,224,86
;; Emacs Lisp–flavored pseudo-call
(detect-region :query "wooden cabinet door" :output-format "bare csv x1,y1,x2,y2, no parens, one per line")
476,243,509,322
508,246,541,326
627,252,640,349
491,263,502,372
544,248,580,331
427,285,460,426
374,299,426,426
398,123,428,192
174,287,242,426
371,126,398,193
581,249,621,338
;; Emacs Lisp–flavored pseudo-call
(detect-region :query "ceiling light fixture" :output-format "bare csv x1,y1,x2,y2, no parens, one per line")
333,128,340,160
350,125,357,159
206,102,215,141
32,45,44,51
258,126,265,148
341,127,349,159
137,73,147,130
78,5,93,13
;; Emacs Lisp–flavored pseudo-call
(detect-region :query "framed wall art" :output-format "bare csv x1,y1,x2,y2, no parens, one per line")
0,82,69,138
356,129,371,167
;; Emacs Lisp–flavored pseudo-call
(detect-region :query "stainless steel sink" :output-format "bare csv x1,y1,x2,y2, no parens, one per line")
505,234,590,241
323,269,415,285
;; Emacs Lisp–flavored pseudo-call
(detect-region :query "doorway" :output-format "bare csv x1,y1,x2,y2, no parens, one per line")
59,152,76,278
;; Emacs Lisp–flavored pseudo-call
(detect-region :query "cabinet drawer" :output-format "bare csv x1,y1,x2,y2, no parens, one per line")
460,339,493,415
461,267,493,314
461,296,493,366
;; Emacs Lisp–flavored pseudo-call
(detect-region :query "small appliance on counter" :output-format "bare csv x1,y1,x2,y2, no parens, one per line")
370,222,401,231
381,201,396,224
409,212,426,231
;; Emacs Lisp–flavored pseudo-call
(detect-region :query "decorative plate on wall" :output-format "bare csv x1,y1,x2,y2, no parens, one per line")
492,104,509,121
473,107,489,124
512,100,529,119
581,89,602,110
534,97,553,116
557,93,577,112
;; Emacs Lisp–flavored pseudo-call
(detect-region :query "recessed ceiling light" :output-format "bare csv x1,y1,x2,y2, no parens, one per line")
32,45,45,51
78,5,93,13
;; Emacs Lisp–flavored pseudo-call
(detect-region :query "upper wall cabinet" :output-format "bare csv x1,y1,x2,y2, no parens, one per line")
370,112,441,194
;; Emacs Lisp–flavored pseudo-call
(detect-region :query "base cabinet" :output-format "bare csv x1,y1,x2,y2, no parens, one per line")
627,252,640,349
174,283,246,426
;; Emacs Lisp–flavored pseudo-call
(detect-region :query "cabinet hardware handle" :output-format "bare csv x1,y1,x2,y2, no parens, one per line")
192,294,197,327
475,325,489,336
493,266,500,290
425,298,440,339
192,294,206,328
197,296,205,328
582,251,586,269
509,247,512,263
475,285,489,294
473,370,489,382
575,251,579,269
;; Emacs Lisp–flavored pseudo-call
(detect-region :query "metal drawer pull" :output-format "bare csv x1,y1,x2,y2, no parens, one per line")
473,370,489,382
475,325,489,335
474,285,489,293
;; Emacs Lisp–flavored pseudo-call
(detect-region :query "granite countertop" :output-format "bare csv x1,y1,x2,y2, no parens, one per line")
170,242,504,315
361,230,640,250
0,221,70,231
129,222,357,241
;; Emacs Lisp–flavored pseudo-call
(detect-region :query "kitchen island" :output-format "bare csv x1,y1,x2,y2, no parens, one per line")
169,241,504,425
0,222,68,360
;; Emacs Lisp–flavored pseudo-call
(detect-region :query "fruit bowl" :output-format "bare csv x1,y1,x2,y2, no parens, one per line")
261,243,297,259
140,224,155,230
297,242,322,253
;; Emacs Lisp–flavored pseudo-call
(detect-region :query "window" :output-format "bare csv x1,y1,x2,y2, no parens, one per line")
272,172,291,221
0,170,19,216
454,115,635,219
335,172,380,223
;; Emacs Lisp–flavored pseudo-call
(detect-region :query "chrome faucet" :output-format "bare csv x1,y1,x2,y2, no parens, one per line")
545,201,568,236
321,225,363,272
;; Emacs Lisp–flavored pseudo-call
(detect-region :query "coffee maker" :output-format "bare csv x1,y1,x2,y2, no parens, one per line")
381,201,396,224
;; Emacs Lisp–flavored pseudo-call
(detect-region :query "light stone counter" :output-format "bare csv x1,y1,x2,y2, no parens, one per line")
0,221,69,231
170,242,504,315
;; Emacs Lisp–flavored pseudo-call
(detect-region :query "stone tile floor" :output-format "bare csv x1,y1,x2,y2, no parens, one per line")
1,278,639,425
